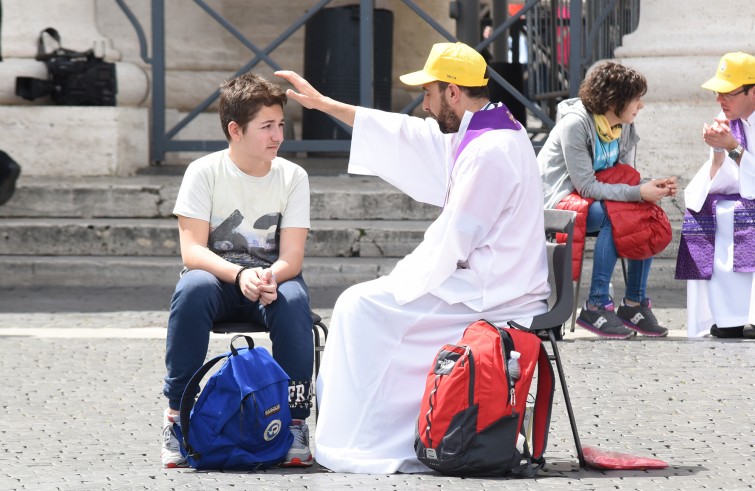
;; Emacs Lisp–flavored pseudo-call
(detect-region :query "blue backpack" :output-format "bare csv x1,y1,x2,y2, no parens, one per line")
175,335,293,470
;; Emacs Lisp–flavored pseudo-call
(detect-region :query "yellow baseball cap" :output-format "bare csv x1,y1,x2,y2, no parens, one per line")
399,42,489,87
701,52,755,93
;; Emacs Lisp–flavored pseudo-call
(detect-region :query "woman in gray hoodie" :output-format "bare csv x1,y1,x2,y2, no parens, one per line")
538,62,676,339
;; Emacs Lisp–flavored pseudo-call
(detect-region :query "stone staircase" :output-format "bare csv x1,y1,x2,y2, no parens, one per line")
0,164,686,309
0,169,438,295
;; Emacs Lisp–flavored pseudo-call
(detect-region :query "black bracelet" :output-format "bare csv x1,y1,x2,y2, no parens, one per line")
234,266,249,289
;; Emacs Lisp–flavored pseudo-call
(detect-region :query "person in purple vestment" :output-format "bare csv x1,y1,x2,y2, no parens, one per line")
275,42,549,474
676,52,755,338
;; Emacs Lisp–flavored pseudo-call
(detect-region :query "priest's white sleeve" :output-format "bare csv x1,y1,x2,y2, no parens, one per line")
348,107,449,206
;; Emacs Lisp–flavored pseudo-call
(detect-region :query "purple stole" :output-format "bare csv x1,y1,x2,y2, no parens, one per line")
675,117,755,280
731,118,749,151
454,105,521,161
444,105,521,207
676,194,755,279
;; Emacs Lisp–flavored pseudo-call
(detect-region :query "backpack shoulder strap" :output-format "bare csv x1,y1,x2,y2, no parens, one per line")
530,343,555,464
178,352,229,457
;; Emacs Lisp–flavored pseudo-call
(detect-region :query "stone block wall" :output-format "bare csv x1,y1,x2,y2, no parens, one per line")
2,0,752,178
0,0,454,173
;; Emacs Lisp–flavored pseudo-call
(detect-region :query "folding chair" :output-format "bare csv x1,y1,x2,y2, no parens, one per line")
212,310,328,378
527,209,587,468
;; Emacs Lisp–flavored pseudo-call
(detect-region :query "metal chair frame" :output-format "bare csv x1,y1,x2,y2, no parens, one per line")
212,310,328,379
526,209,587,468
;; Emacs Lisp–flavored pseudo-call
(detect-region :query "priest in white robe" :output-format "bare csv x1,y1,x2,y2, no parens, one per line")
276,42,550,474
675,52,755,338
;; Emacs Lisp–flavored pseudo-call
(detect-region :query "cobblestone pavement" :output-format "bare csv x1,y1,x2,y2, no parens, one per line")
1,292,754,490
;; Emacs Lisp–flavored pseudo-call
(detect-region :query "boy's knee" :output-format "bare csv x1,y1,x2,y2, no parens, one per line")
175,270,219,296
276,278,310,306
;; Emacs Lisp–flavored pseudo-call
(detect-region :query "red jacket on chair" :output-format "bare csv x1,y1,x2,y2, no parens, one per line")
554,163,672,280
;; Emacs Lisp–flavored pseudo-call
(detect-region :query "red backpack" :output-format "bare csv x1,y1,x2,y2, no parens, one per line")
415,319,555,477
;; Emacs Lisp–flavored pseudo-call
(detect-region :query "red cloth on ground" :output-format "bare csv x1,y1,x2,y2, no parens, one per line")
583,445,669,470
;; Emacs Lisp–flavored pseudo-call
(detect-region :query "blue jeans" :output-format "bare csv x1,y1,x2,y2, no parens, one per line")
586,201,652,307
163,269,314,420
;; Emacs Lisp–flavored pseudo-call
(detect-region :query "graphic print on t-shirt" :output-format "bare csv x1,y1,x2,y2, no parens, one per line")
209,210,281,267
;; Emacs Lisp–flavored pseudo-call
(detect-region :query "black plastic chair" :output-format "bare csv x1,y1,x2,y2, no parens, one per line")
531,209,576,340
526,209,587,468
212,310,328,378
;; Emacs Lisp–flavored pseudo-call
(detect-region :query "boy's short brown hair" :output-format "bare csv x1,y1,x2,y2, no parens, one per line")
219,72,287,140
579,62,647,118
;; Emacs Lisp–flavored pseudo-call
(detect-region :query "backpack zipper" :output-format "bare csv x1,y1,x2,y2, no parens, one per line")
494,325,516,407
239,392,260,436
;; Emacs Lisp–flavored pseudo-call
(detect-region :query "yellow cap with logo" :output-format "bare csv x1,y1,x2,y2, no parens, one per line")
399,42,489,87
701,52,755,93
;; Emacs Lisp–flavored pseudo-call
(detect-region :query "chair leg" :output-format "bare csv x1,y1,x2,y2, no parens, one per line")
312,320,328,379
313,326,321,379
311,320,328,424
571,268,583,333
547,328,586,468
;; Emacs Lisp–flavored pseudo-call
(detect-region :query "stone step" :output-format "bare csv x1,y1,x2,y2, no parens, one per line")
657,197,688,223
0,172,686,295
308,219,430,257
0,218,430,257
0,256,399,289
5,173,685,222
0,254,684,293
0,213,682,258
1,175,440,220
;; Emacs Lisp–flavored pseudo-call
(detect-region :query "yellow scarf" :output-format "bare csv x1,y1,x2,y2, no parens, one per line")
593,114,622,143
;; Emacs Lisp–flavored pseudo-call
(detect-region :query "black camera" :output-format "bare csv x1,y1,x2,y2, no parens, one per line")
15,28,117,106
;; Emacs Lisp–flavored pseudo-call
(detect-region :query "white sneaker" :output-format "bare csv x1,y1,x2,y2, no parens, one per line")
161,409,188,468
279,419,313,467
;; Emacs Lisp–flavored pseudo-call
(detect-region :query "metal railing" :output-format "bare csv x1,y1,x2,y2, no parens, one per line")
525,0,640,118
115,0,639,164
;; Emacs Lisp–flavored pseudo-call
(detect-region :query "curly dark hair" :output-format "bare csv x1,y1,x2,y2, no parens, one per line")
578,61,647,118
219,72,287,140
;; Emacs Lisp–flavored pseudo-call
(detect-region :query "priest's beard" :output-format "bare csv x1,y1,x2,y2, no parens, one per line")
432,94,461,134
